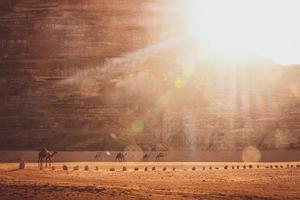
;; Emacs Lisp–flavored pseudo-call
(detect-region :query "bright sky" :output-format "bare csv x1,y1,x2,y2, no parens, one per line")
182,0,300,65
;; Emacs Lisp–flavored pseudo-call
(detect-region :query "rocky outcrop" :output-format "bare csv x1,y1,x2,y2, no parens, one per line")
0,0,299,150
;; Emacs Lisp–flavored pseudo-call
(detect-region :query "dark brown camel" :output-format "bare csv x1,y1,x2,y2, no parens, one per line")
115,152,126,162
38,148,58,168
142,153,150,161
155,152,164,161
94,152,101,161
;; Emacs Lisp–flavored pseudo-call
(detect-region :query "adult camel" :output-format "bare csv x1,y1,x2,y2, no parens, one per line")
155,152,164,161
142,153,150,161
38,148,58,168
115,152,126,162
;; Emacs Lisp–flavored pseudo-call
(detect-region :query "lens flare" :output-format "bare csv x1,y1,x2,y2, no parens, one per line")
174,79,184,90
131,120,144,134
242,146,261,162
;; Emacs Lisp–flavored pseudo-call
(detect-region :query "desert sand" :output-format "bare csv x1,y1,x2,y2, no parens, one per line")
0,162,299,200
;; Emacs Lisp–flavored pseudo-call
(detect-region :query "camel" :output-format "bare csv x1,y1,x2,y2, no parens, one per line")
115,152,126,162
94,152,101,161
142,153,150,161
38,148,58,168
155,152,164,161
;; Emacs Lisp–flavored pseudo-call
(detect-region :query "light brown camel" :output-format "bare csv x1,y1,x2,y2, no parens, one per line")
38,148,58,167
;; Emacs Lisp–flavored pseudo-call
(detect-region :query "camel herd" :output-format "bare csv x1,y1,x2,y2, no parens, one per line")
38,148,165,168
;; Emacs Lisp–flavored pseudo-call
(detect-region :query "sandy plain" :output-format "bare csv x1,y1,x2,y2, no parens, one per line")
0,162,299,200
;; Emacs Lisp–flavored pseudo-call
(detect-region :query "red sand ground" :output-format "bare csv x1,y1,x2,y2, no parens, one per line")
0,162,299,200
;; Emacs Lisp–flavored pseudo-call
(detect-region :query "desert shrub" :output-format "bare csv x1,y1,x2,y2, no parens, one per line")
280,165,283,168
257,165,260,169
63,165,68,171
291,165,294,168
249,165,253,169
51,166,56,170
192,167,196,171
109,168,115,171
265,166,269,169
296,164,300,168
209,166,212,170
95,166,99,171
224,165,228,170
270,165,273,169
287,164,290,168
84,165,89,171
152,166,156,171
215,167,219,170
173,167,176,171
19,161,25,170
237,166,240,169
122,167,127,171
134,167,139,171
163,167,167,171
231,166,235,169
275,165,278,168
73,166,79,170
202,167,206,170
243,165,246,169
144,167,148,171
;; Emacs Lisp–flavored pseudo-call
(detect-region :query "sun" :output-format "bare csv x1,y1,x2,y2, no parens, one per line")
181,0,300,65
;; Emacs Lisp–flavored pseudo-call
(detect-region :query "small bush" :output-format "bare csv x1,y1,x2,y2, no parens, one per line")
280,165,283,168
215,167,219,170
152,167,156,171
237,166,240,169
62,165,68,171
192,167,196,171
109,168,115,171
144,167,148,171
265,166,269,169
163,167,167,171
232,166,235,169
84,165,89,171
19,161,25,170
243,165,246,169
73,166,79,170
51,166,56,170
122,167,127,171
275,165,278,168
134,167,139,171
224,165,228,170
296,164,300,168
209,166,212,170
291,165,294,168
202,167,206,170
249,165,253,169
257,165,260,169
173,167,176,171
95,166,99,171
287,164,290,168
270,165,273,169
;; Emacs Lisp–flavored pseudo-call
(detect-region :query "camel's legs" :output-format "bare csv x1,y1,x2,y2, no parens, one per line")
40,158,43,168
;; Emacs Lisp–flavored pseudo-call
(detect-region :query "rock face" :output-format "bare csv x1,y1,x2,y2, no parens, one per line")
0,0,299,150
